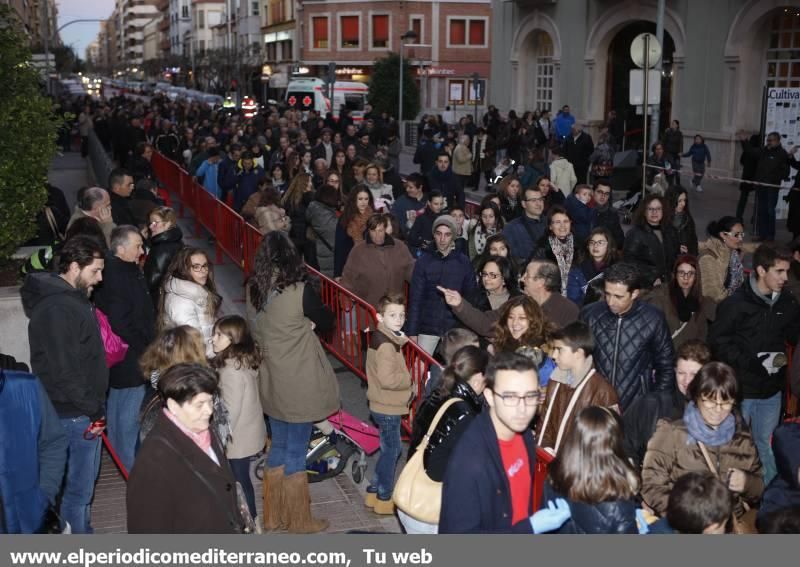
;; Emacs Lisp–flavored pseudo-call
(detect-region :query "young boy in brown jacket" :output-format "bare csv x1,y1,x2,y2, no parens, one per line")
365,293,414,514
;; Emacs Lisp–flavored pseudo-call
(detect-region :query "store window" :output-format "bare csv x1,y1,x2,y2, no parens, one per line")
340,15,360,49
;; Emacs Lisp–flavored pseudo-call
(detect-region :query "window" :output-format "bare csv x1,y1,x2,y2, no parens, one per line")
197,10,205,29
448,17,487,47
252,1,259,15
312,16,328,49
371,14,389,49
766,11,800,88
340,15,360,48
533,31,553,111
181,4,188,18
411,16,422,42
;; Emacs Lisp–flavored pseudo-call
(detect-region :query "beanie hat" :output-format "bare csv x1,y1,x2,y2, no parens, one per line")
432,214,457,236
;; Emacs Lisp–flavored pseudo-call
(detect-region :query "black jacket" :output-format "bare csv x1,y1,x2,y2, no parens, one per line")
127,412,243,533
708,277,800,399
623,224,680,287
742,143,790,188
579,300,675,411
93,255,157,389
20,273,108,420
542,482,638,534
564,132,595,180
757,422,800,528
622,388,686,467
439,411,536,533
427,169,465,210
407,382,484,482
407,208,441,254
143,226,185,301
592,205,625,250
109,191,138,227
672,213,699,256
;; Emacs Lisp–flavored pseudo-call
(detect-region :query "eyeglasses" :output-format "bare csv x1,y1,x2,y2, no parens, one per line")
724,231,745,239
190,263,210,272
480,272,501,280
700,398,734,411
676,270,696,278
496,392,540,407
588,240,608,247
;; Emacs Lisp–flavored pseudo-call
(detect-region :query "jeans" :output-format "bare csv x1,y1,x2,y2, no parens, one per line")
741,392,782,485
106,385,146,474
369,411,403,501
267,418,312,475
756,189,780,240
736,187,753,223
229,457,256,519
59,416,102,534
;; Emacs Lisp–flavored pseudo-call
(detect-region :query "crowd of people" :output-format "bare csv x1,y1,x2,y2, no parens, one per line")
2,91,800,535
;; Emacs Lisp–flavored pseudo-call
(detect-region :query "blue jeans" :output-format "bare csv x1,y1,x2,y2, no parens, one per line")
756,189,780,240
369,411,403,501
229,457,256,519
106,385,146,473
741,392,782,484
267,418,312,475
59,416,102,534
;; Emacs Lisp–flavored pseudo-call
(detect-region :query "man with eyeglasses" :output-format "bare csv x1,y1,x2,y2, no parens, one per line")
503,187,547,264
440,353,569,533
738,130,790,243
709,244,800,484
592,180,624,249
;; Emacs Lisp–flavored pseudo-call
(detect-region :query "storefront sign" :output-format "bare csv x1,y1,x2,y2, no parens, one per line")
336,67,364,75
418,67,456,76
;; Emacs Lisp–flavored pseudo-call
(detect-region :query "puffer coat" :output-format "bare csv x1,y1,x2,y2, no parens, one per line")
641,414,764,516
162,277,216,354
579,300,675,411
143,226,184,302
542,482,638,534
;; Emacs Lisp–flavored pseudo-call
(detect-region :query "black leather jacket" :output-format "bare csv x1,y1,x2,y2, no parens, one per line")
623,223,680,287
408,382,484,482
143,226,184,302
580,300,675,411
543,482,638,534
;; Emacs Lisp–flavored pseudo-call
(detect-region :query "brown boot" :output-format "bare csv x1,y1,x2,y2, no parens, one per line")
262,466,287,531
283,471,329,533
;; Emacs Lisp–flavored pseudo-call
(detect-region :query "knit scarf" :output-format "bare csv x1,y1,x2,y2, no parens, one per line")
675,291,699,323
549,234,574,295
347,209,373,241
473,224,496,255
727,249,745,295
163,407,213,454
683,402,735,447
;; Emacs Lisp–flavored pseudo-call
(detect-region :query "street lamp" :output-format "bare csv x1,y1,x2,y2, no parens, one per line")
398,30,418,128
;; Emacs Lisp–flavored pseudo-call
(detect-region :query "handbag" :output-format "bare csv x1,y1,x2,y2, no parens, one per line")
94,307,129,368
392,398,460,524
697,441,758,534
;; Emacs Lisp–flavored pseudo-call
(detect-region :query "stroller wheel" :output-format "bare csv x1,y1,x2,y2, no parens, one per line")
253,452,267,480
351,458,364,484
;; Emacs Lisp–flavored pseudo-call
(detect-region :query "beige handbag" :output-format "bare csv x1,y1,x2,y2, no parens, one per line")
392,398,460,523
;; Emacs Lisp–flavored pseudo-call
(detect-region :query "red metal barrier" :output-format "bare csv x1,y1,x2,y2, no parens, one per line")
533,447,554,512
402,338,440,433
216,200,245,269
193,184,222,263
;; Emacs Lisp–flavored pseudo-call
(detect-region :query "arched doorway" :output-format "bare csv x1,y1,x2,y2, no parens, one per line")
509,12,561,113
606,22,675,150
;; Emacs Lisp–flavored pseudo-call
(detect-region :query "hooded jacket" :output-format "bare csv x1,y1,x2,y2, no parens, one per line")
21,273,108,420
579,300,675,411
757,421,800,527
708,276,800,399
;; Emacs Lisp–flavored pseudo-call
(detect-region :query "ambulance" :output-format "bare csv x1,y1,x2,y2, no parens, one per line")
285,78,368,122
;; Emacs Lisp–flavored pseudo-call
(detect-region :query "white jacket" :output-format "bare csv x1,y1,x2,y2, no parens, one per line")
550,157,577,195
162,277,215,354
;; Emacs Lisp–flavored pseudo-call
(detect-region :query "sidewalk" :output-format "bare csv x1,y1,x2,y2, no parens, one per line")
47,151,401,534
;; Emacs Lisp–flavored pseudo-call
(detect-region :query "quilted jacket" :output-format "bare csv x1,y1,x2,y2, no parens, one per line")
542,482,638,534
579,300,675,411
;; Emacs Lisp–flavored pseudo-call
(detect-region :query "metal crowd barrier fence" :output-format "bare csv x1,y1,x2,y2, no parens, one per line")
87,130,114,188
464,199,480,218
152,151,553,499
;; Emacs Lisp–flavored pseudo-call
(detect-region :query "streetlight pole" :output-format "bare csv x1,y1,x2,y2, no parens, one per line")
398,30,418,144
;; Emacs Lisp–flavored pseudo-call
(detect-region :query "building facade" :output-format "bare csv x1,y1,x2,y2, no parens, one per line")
490,0,800,175
114,0,160,68
298,0,491,117
170,0,192,55
261,0,296,94
191,0,225,55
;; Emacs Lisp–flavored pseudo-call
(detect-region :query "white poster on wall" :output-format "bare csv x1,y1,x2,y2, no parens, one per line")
765,88,800,220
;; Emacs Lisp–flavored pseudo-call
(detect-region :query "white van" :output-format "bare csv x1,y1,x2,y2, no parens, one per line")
285,78,368,122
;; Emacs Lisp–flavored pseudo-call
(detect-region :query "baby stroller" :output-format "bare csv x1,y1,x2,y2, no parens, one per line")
488,158,519,188
612,192,641,225
305,411,380,483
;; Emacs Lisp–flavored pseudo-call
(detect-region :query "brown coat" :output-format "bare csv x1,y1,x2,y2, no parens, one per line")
642,286,716,350
339,236,415,308
366,323,413,415
249,283,340,423
698,237,733,304
641,416,764,516
541,292,580,329
127,412,243,533
536,361,619,452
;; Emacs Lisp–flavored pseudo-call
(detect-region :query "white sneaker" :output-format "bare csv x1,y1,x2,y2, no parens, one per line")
695,185,703,193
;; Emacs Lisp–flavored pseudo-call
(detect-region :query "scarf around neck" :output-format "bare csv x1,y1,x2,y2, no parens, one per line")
727,250,745,295
347,209,373,241
683,402,735,447
163,407,213,454
549,234,574,295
